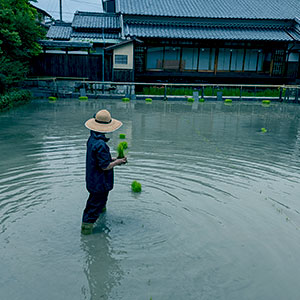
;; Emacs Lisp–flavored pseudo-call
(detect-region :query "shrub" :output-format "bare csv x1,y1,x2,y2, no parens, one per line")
119,134,126,139
131,180,142,193
0,89,31,112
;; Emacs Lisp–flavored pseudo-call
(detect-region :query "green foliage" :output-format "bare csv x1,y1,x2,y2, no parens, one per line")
79,96,88,100
0,89,31,111
262,100,271,104
122,97,130,102
119,133,126,139
0,0,45,93
225,99,232,103
131,181,142,193
199,98,205,102
261,128,267,133
120,141,128,150
117,143,125,158
48,96,57,101
138,86,282,98
187,97,194,102
145,98,152,102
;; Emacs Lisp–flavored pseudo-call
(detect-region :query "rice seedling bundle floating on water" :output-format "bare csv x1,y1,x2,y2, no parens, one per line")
224,99,232,103
48,96,57,101
122,97,130,102
187,97,194,102
199,98,205,102
79,96,88,101
119,133,126,139
262,100,271,105
131,180,142,193
261,128,267,133
145,98,152,102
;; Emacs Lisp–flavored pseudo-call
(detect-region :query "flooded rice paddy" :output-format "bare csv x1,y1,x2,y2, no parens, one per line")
1,99,300,300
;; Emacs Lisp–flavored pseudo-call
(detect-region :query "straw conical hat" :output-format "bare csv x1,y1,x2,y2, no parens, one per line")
85,109,122,133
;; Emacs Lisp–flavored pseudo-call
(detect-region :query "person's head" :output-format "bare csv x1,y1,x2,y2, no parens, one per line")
85,109,122,133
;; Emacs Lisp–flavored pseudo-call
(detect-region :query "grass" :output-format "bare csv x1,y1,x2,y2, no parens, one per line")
138,86,284,98
122,97,130,102
119,134,126,139
131,181,142,193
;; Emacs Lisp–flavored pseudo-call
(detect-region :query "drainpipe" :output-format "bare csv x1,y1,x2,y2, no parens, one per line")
102,28,105,82
120,13,125,39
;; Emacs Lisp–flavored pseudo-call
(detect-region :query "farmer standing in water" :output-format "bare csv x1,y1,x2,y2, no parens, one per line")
81,109,127,235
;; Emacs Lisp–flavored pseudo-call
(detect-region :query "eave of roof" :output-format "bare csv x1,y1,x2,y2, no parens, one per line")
72,11,120,29
116,0,300,20
124,23,297,41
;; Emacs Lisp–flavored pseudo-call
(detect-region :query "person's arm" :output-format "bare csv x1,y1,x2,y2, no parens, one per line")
103,157,127,170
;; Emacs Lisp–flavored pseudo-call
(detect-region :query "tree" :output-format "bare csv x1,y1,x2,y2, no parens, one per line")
0,0,45,94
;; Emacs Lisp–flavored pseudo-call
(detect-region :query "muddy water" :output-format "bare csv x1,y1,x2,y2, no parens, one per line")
0,99,300,300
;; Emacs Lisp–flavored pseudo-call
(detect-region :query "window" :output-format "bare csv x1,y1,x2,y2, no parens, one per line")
217,48,231,71
230,49,244,71
182,48,198,70
199,48,215,71
164,47,180,70
115,55,128,65
244,49,259,71
146,47,164,69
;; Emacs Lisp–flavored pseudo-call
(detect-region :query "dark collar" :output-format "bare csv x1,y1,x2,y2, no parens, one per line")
91,131,110,142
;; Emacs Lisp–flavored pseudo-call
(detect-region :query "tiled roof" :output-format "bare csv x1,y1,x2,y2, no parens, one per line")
46,23,72,40
72,12,120,29
116,0,300,20
125,23,296,41
71,31,120,39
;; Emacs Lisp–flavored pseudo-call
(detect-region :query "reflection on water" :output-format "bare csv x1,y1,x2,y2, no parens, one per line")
81,217,123,300
0,99,300,299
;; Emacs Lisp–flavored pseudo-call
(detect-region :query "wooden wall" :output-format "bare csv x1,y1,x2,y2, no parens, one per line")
30,53,112,81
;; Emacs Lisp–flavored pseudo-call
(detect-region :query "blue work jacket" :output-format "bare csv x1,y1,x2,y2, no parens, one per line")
86,131,113,193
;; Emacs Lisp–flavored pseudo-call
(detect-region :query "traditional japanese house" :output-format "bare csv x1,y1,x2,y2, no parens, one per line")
38,0,300,84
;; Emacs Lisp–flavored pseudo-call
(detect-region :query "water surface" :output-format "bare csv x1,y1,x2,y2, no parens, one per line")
1,99,300,300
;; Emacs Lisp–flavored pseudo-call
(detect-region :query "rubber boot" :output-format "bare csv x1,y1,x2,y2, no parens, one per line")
81,222,94,235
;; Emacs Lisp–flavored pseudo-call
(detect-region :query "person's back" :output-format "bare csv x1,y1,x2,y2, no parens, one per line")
81,110,127,235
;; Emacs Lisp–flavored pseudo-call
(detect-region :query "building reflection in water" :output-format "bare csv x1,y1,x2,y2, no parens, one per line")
80,219,123,300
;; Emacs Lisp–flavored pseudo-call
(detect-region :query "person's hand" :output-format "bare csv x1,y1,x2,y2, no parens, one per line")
117,157,127,165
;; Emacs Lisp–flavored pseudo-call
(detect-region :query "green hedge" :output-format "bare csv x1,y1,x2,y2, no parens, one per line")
0,90,32,112
138,86,284,98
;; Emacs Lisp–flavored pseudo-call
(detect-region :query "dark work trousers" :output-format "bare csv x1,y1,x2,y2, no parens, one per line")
82,191,109,223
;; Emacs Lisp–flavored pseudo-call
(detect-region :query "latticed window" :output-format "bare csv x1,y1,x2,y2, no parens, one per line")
115,55,128,64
